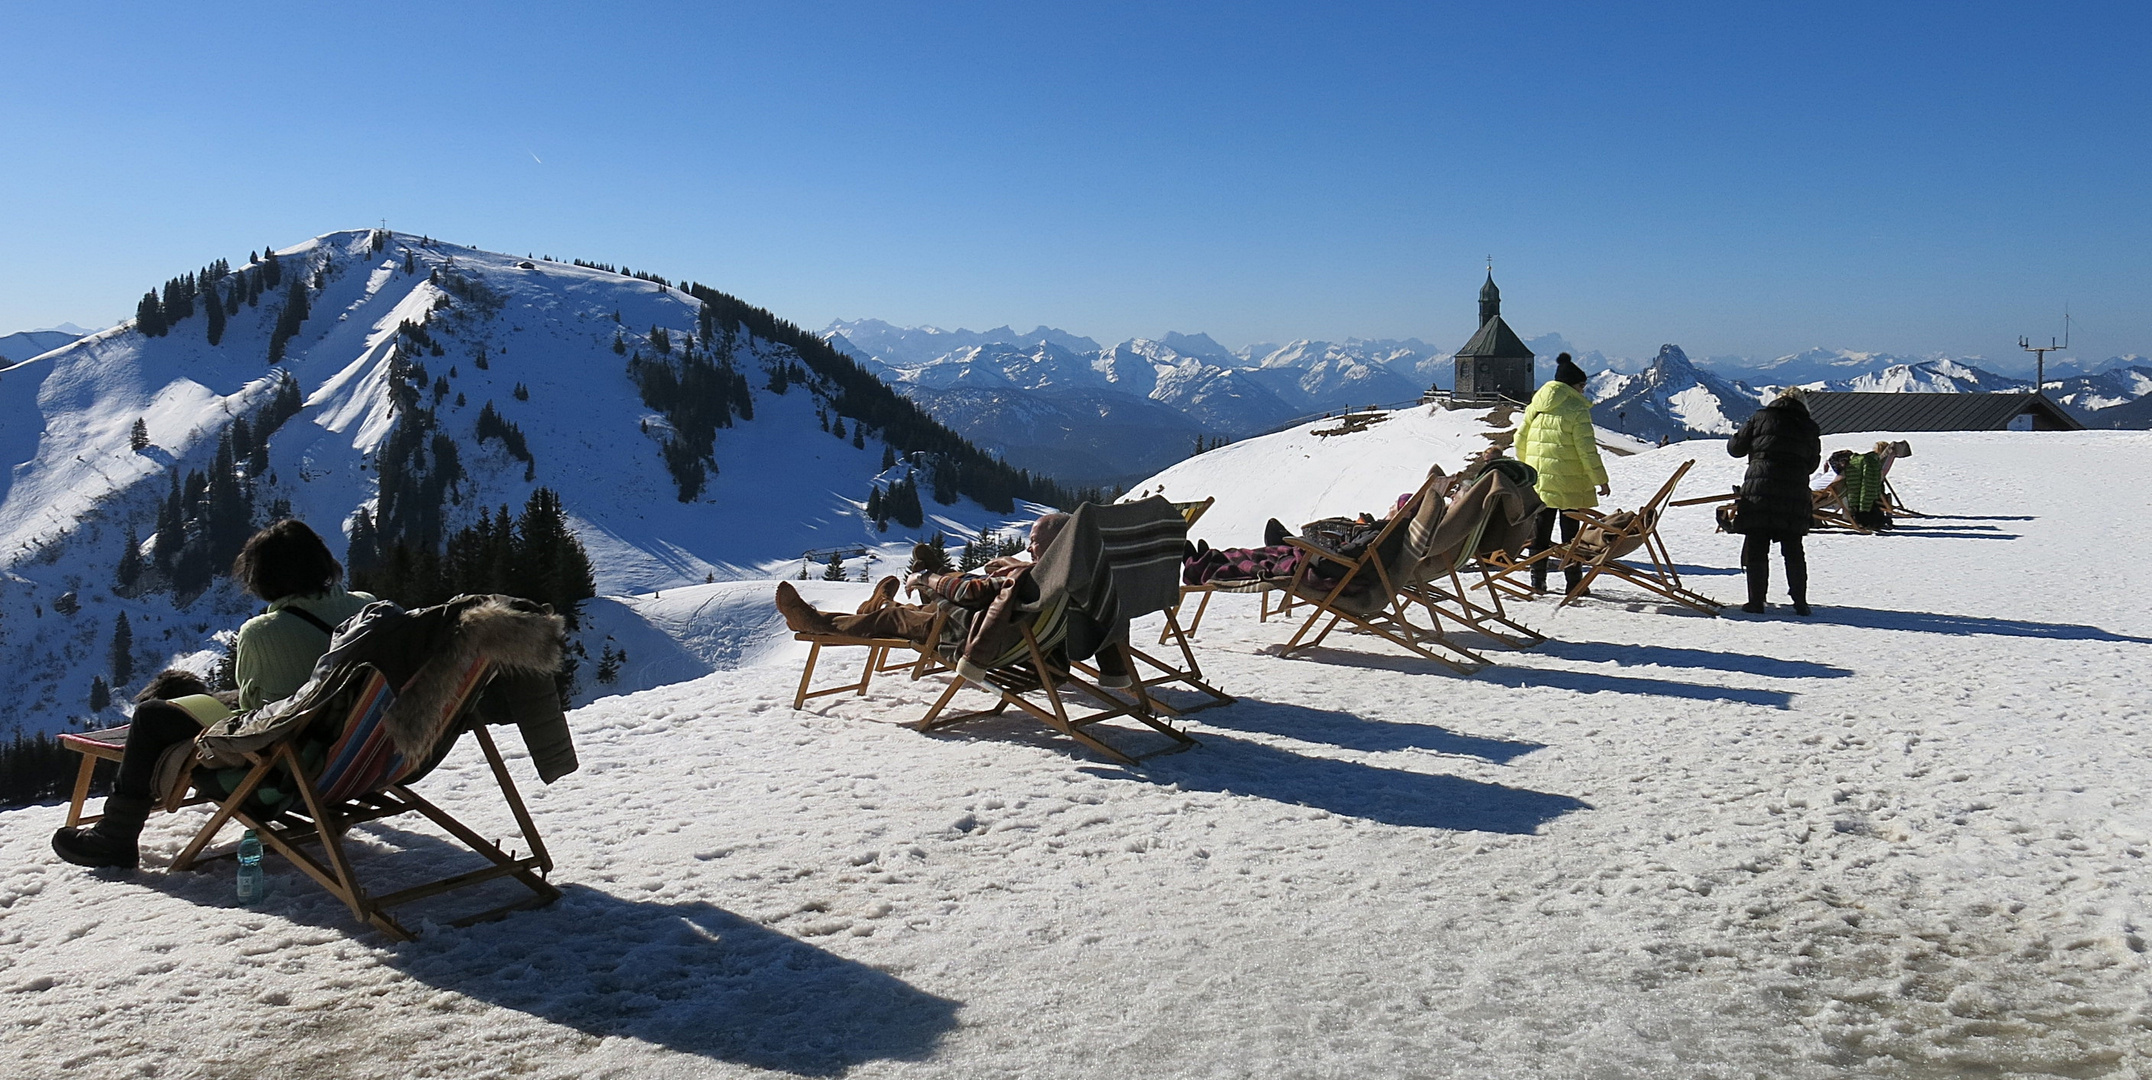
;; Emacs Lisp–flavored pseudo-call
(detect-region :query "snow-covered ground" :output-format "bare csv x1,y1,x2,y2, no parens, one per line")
4,420,2150,1078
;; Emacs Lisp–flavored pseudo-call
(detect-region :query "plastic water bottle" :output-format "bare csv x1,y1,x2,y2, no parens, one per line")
236,829,264,905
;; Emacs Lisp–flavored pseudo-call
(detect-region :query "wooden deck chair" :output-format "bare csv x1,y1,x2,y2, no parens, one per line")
1551,459,1722,615
168,656,559,941
791,587,949,709
917,499,1203,766
1157,496,1290,639
1275,468,1490,673
1403,470,1547,650
58,726,209,827
1120,602,1235,716
1808,479,1872,533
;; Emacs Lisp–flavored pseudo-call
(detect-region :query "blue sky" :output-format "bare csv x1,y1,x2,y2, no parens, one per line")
3,1,2145,368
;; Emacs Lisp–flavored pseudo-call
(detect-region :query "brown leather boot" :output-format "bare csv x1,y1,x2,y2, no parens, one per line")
774,582,841,635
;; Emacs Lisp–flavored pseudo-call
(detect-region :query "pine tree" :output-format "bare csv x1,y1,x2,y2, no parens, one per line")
109,614,134,685
88,676,111,712
831,415,846,439
129,418,150,452
822,552,846,580
853,425,866,449
204,282,226,345
134,291,165,337
115,525,140,592
880,444,897,471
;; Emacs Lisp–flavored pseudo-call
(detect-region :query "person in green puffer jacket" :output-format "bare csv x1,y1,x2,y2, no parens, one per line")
1840,448,1892,531
1512,353,1611,594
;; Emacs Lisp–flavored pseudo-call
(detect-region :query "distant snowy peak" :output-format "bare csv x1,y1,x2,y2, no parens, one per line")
0,328,82,366
1834,358,2026,394
1589,343,1764,441
1242,339,1431,412
821,318,1101,368
1157,331,1234,362
2051,365,2152,414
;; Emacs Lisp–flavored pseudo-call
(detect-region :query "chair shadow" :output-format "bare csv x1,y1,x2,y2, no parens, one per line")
1534,640,1852,680
1876,528,2022,541
1472,665,1795,709
1087,731,1588,834
133,827,960,1076
391,884,961,1077
1670,563,1745,578
1197,695,1544,762
1809,606,2152,644
1914,514,2035,522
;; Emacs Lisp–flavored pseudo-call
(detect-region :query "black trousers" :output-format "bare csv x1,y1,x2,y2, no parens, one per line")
1531,507,1584,590
1742,533,1808,606
112,701,202,801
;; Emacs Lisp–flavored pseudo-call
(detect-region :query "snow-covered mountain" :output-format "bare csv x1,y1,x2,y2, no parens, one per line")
823,319,1102,369
1715,347,1946,387
0,231,1060,737
0,328,81,367
2048,364,2152,415
1586,344,1766,442
828,319,1456,483
1239,339,1439,411
1833,358,2027,394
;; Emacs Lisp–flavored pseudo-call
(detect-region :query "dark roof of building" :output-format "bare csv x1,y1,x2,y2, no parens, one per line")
1456,315,1534,360
1480,272,1499,303
1804,391,2085,434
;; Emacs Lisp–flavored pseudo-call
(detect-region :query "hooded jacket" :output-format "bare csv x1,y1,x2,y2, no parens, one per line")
1513,381,1608,510
1726,397,1822,539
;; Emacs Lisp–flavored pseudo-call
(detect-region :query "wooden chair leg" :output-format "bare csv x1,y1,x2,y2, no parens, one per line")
65,753,99,827
793,642,823,710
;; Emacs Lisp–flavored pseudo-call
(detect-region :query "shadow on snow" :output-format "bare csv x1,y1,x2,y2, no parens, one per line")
126,830,958,1077
1533,639,1852,680
1088,729,1589,834
1806,606,2152,644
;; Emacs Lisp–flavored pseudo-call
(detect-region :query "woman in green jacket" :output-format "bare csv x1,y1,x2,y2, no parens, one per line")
52,520,375,869
1512,354,1611,594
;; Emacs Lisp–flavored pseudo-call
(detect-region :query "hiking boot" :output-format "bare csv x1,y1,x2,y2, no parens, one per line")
52,795,153,870
866,575,901,610
774,582,840,635
1741,601,1767,614
1793,601,1813,616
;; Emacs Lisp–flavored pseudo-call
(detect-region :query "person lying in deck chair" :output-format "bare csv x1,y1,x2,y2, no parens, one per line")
774,513,1136,687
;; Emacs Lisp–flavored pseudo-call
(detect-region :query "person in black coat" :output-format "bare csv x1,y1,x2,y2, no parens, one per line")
1726,386,1822,615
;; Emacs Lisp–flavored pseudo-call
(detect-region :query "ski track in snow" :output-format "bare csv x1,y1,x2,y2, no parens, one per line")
4,427,2152,1077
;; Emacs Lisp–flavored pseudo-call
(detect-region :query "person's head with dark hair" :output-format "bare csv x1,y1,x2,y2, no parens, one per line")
231,519,342,602
1554,352,1588,388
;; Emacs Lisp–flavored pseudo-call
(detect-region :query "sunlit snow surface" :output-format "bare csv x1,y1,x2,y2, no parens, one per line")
4,419,2152,1076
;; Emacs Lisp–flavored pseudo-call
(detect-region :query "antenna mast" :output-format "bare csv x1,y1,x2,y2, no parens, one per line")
2018,310,2069,396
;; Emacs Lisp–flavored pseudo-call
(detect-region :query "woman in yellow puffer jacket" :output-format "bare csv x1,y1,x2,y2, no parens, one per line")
1511,353,1610,594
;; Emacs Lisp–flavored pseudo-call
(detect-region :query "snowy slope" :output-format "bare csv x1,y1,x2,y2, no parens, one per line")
3,426,2149,1077
0,232,1044,735
1130,403,1649,548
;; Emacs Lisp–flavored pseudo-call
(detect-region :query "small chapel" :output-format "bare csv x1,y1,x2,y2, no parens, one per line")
1451,271,1535,403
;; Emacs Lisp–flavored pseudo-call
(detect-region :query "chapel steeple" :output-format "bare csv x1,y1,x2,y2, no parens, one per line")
1451,269,1535,403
